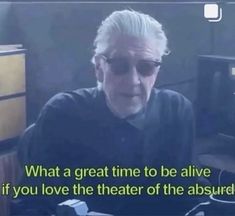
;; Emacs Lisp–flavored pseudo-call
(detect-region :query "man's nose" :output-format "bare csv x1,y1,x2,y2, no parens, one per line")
127,65,141,85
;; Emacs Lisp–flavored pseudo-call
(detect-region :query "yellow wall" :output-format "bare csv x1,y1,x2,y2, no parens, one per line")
0,49,26,141
0,53,25,96
0,96,26,142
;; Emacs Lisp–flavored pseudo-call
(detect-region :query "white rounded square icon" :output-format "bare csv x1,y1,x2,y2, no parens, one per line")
204,4,219,19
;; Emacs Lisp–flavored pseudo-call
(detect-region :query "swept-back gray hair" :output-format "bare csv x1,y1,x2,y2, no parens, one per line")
91,9,169,65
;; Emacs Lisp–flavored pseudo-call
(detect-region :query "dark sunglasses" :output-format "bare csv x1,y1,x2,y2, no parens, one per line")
101,55,161,77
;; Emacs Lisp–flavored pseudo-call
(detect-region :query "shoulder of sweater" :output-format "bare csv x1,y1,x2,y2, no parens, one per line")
43,87,99,110
152,88,192,108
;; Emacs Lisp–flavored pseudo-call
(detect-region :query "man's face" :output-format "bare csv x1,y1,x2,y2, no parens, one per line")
96,36,161,118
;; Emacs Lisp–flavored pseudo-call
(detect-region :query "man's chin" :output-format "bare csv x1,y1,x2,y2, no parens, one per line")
116,104,144,117
107,96,145,118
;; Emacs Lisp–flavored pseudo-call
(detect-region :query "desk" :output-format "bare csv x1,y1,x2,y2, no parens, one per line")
199,154,235,174
196,135,235,185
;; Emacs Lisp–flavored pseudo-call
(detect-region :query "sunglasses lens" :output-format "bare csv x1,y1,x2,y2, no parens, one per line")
109,58,129,75
137,61,157,77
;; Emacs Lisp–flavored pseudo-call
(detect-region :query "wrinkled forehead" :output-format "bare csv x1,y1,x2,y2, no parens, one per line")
107,35,162,61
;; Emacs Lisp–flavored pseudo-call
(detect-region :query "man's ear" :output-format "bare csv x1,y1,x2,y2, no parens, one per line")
94,55,104,82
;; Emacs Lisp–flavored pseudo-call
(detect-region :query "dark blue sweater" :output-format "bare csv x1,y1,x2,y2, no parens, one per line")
13,87,196,215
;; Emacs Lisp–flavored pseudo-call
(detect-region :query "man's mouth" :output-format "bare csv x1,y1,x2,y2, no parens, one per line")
120,92,141,98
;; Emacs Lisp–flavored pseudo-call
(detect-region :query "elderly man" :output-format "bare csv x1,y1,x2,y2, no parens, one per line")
13,9,196,215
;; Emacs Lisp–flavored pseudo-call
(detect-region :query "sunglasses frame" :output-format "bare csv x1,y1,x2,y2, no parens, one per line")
101,55,161,77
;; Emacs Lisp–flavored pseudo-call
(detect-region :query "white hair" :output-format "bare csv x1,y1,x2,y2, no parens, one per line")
91,9,169,65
